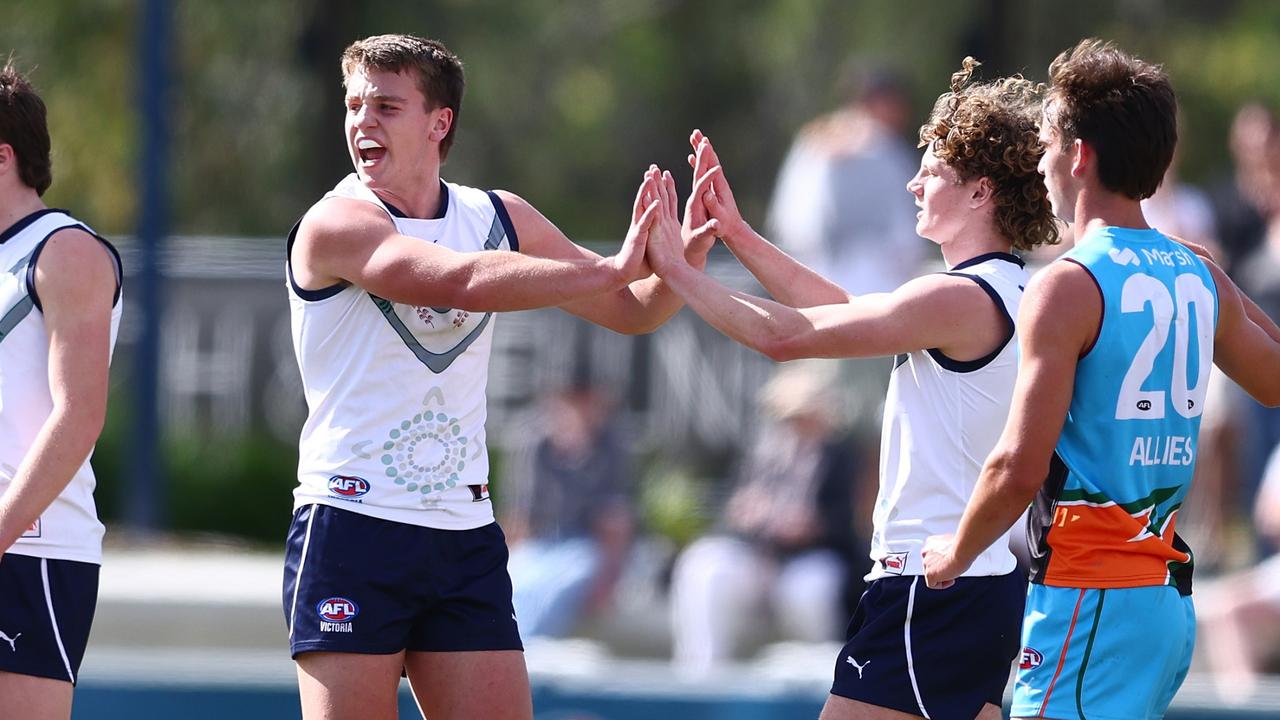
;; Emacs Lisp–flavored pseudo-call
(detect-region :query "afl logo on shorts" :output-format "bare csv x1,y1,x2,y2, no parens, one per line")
328,475,370,498
317,597,359,622
1020,647,1043,669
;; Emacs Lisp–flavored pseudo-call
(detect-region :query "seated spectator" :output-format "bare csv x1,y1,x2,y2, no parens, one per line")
669,362,868,675
502,383,635,639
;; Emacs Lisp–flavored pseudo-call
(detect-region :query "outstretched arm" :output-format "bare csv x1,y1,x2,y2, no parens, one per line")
647,167,1000,363
684,130,854,308
922,261,1098,588
1205,259,1280,406
0,230,116,554
293,181,660,314
506,167,718,335
1179,238,1280,344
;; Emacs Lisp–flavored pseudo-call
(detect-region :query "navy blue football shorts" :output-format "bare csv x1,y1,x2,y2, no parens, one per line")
0,552,99,684
831,571,1026,719
282,503,523,657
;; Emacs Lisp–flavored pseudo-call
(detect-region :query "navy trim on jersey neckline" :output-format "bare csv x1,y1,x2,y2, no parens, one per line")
951,252,1024,271
485,191,520,252
382,180,450,220
926,273,1015,373
0,208,65,245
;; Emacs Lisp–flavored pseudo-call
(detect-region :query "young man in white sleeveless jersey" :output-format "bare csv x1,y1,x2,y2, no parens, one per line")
282,34,714,720
0,61,123,720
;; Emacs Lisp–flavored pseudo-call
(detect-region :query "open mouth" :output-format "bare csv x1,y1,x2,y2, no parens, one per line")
356,137,386,165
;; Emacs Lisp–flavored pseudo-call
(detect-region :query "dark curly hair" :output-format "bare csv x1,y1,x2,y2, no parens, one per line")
0,59,52,196
1045,38,1175,201
918,58,1059,252
342,34,465,160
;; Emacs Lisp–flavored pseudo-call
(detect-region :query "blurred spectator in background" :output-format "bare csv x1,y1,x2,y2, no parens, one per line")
1199,442,1280,701
503,383,636,639
1144,149,1220,258
1230,111,1280,557
1210,103,1276,275
669,362,868,675
764,61,925,473
766,63,925,296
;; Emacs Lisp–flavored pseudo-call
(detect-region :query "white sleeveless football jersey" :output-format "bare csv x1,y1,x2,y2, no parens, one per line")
289,175,517,529
867,252,1026,581
0,209,122,564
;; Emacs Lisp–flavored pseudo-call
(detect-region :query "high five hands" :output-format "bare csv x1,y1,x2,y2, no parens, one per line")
686,129,748,246
634,129,747,277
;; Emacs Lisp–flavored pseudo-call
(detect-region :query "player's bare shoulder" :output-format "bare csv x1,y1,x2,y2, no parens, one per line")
486,188,567,258
1027,256,1100,300
890,272,1010,359
297,196,395,250
33,227,118,302
293,196,398,288
1020,258,1101,351
893,271,995,314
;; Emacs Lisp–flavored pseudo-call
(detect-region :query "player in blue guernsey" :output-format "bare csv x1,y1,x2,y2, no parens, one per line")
924,39,1280,719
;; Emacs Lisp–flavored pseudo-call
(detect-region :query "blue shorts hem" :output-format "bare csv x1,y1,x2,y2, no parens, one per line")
828,688,921,717
290,642,405,659
0,663,78,685
408,637,524,653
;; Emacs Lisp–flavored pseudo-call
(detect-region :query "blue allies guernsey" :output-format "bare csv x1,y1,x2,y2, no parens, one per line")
1027,227,1217,595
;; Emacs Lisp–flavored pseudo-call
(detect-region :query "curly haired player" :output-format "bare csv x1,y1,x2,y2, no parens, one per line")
643,59,1057,719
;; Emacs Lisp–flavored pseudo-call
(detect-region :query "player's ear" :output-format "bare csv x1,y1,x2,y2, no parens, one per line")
428,107,453,144
1070,138,1089,178
971,176,995,207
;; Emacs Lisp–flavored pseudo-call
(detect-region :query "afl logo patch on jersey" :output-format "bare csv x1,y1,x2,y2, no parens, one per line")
468,483,490,502
328,475,370,499
1020,647,1043,669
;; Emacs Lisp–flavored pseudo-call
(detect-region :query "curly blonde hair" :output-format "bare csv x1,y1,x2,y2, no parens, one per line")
918,58,1059,251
